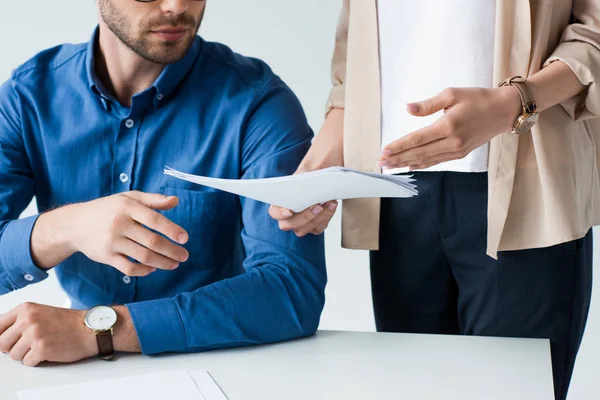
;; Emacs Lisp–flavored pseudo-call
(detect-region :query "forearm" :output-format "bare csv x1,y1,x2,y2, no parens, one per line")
30,205,79,270
126,260,326,355
297,108,344,172
528,60,587,112
112,306,141,353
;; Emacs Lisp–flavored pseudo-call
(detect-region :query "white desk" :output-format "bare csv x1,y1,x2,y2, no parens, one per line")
1,330,554,399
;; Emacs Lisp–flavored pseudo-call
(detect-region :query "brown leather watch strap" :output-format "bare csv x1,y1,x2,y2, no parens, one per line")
96,330,115,361
499,76,537,114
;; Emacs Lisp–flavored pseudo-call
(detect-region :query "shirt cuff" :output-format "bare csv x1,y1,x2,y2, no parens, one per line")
544,42,600,120
126,298,189,355
0,215,48,289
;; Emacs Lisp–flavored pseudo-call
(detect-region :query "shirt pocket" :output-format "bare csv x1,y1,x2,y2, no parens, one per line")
159,186,239,268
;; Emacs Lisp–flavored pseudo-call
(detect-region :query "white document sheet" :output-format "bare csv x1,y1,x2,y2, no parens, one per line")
164,166,418,212
18,370,227,400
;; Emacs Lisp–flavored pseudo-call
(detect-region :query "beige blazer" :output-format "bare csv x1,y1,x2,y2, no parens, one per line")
327,0,600,258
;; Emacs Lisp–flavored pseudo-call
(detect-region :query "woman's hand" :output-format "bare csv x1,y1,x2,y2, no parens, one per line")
379,86,522,170
269,109,345,236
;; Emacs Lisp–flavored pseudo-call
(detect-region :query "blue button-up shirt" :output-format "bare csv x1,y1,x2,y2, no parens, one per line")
0,30,326,355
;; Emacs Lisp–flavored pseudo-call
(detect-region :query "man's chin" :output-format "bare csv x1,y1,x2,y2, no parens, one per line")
144,39,194,64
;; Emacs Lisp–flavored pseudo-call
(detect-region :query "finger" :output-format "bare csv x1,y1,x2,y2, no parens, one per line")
116,238,180,271
0,325,21,354
124,222,189,263
406,88,455,117
111,254,156,277
0,311,17,336
22,349,43,368
380,119,448,160
268,205,294,221
314,220,333,235
383,138,452,167
293,201,337,237
325,201,338,214
9,337,30,362
122,191,180,211
293,201,338,237
278,204,325,232
311,226,327,236
404,152,465,171
307,218,332,236
129,203,189,245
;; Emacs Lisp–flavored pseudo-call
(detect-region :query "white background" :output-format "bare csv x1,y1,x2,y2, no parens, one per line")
0,1,597,399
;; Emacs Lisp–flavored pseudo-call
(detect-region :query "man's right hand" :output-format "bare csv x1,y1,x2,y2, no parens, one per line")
31,191,189,277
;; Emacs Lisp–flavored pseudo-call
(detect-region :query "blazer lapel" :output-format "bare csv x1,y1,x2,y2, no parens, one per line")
341,0,383,250
488,0,532,257
493,0,532,83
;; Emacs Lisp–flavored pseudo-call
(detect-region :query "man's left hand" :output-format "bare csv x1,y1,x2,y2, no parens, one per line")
0,303,97,367
379,86,522,170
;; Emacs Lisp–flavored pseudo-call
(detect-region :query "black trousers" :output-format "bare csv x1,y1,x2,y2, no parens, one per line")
370,172,592,400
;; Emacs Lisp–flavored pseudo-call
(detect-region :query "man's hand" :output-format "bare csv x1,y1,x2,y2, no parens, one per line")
378,86,522,170
32,191,190,277
0,303,95,367
269,109,344,236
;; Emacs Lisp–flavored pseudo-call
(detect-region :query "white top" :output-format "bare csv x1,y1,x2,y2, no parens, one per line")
378,0,497,173
4,331,554,400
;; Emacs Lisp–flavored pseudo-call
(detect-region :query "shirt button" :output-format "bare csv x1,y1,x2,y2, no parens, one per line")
24,274,34,282
156,93,164,101
119,173,129,183
125,119,135,129
122,276,132,284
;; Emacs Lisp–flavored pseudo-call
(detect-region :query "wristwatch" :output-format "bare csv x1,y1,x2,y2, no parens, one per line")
498,76,539,135
84,306,118,361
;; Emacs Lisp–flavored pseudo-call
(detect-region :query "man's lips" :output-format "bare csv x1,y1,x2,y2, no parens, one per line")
150,27,188,41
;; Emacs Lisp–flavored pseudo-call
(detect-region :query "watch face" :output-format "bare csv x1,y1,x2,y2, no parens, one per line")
85,306,117,331
516,113,539,133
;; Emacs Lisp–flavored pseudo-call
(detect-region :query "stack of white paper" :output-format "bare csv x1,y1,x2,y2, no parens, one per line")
19,369,227,400
164,166,418,212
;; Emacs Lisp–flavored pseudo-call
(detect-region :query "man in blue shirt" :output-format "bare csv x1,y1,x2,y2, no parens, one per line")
0,0,326,366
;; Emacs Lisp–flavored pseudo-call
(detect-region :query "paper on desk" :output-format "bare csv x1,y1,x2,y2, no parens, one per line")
164,166,418,212
18,369,227,400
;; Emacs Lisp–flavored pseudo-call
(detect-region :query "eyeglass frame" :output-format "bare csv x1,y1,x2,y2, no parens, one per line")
135,0,204,2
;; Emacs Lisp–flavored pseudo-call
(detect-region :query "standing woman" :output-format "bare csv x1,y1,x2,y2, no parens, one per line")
270,1,600,399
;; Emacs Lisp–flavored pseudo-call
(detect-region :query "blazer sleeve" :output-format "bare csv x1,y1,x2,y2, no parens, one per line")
325,0,350,115
543,0,600,120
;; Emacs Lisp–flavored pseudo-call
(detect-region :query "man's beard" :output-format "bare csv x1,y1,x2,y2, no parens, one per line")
99,0,202,64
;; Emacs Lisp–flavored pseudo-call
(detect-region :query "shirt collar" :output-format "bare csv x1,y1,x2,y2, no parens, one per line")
85,27,113,107
152,36,202,108
85,27,203,109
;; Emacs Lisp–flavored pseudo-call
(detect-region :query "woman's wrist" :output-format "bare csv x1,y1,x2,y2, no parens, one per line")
496,85,525,133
